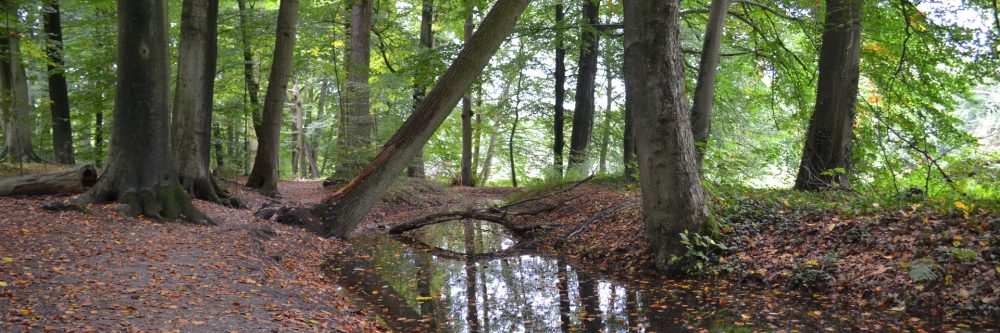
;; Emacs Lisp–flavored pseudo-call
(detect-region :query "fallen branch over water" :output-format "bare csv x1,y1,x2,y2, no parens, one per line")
387,210,557,235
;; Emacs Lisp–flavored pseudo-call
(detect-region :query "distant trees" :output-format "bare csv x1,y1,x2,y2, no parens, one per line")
552,0,566,176
623,0,709,269
43,0,74,165
246,0,299,196
332,0,376,185
407,0,434,178
795,0,864,191
568,0,601,171
1,0,41,163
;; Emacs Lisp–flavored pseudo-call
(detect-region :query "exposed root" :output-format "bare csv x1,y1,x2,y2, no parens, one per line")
78,183,217,225
180,175,245,208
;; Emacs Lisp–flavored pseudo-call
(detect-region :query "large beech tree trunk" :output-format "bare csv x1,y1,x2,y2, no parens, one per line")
407,0,433,178
77,0,210,224
553,1,566,176
0,164,96,196
0,11,41,164
172,0,240,206
316,0,532,238
333,0,376,184
623,0,709,270
246,0,298,195
460,4,476,187
794,0,863,191
567,0,600,170
43,0,74,165
690,0,730,164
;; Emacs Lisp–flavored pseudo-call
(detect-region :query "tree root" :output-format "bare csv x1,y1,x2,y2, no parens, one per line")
180,175,245,208
43,183,217,225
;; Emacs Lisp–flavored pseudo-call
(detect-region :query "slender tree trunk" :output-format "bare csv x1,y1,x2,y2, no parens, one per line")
314,0,532,238
333,0,376,184
691,0,731,164
0,13,41,163
309,79,326,178
408,0,433,178
623,0,709,270
43,0,74,165
508,61,525,187
172,0,240,206
460,4,476,186
94,110,103,166
289,84,302,177
567,0,600,171
794,0,863,191
77,0,210,224
236,0,262,138
478,113,502,185
553,0,566,176
246,0,299,195
597,56,613,174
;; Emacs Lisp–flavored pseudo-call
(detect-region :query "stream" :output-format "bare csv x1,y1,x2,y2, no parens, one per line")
324,220,982,332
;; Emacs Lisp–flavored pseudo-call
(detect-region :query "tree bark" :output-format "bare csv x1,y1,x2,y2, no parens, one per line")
172,0,240,206
236,0,262,138
43,0,74,165
246,0,299,196
794,0,863,191
597,54,613,174
333,0,376,184
0,11,41,163
290,84,304,177
76,0,210,224
622,105,636,184
460,4,476,186
623,0,709,270
316,0,532,238
691,0,731,165
553,0,566,176
508,59,525,187
478,112,502,185
0,164,96,196
407,0,434,178
567,0,600,171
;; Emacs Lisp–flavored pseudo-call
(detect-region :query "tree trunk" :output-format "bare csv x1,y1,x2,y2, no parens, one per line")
691,0,731,165
508,60,525,188
567,0,600,171
315,0,532,238
794,0,863,191
0,164,96,196
78,0,210,224
553,0,566,176
0,16,41,163
172,0,240,206
236,0,262,138
246,0,298,196
43,0,74,165
623,0,709,270
94,110,103,166
622,105,636,184
309,79,326,178
333,0,376,184
407,0,433,178
460,4,476,186
289,84,302,177
478,113,502,185
597,55,613,174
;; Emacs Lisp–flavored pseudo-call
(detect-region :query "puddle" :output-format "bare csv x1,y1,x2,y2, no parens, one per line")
325,220,993,332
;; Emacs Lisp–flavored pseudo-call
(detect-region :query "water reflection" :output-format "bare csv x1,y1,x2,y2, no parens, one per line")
328,220,839,332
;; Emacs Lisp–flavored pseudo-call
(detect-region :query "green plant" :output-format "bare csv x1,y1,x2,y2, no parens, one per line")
907,258,939,283
670,230,731,274
945,247,979,261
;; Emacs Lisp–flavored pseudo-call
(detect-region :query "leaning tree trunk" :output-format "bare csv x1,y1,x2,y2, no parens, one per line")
0,164,96,196
408,0,434,178
690,0,731,165
332,0,376,184
0,23,42,163
172,0,241,207
623,0,709,270
460,4,476,187
794,0,863,191
246,0,299,195
75,0,210,224
567,0,600,171
315,0,533,238
553,0,566,176
43,0,74,165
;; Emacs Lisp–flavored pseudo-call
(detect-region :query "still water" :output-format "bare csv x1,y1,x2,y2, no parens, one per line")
325,220,974,332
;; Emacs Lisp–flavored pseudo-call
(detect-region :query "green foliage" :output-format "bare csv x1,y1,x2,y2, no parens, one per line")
670,230,731,274
943,247,980,262
907,258,939,283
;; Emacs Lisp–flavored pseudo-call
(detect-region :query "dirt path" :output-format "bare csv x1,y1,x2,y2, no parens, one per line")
0,180,390,332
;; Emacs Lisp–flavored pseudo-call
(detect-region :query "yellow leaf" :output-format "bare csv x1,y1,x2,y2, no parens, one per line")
191,321,205,326
995,267,1000,275
955,201,969,211
1,257,13,263
805,259,820,267
0,281,8,287
415,296,434,301
953,235,964,246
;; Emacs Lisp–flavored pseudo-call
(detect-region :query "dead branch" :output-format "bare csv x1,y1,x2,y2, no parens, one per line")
387,210,557,235
555,201,638,247
497,174,594,211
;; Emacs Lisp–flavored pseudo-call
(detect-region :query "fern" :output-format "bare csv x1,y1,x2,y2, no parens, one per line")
948,247,979,261
908,259,938,283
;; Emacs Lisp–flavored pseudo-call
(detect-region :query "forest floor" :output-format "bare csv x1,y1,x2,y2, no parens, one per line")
0,176,459,332
513,179,999,331
2,169,998,332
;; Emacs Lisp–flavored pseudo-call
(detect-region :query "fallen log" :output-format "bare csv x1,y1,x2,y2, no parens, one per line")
387,210,557,235
0,164,97,196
